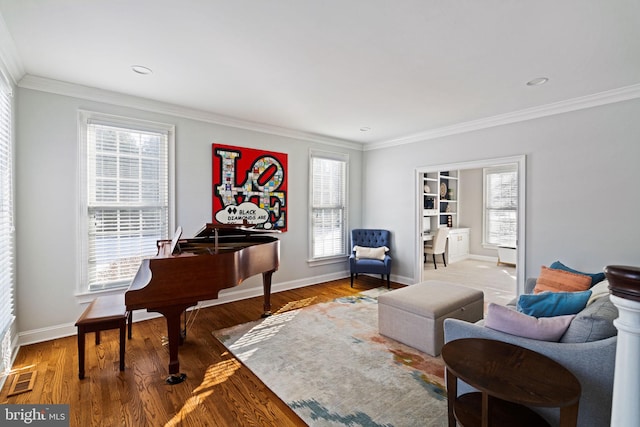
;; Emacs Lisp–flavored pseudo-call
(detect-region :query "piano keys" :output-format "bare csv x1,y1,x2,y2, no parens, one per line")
125,223,280,384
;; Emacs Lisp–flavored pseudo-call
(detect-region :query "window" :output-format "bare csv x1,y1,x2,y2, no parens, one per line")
0,75,15,376
79,112,174,292
483,164,518,247
309,151,348,261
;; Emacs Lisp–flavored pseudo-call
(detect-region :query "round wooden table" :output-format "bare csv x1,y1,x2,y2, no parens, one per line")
441,338,581,427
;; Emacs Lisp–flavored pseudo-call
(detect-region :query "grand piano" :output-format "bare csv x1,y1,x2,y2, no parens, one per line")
125,223,280,384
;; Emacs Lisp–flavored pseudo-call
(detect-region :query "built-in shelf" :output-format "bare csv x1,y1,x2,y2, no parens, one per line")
422,170,459,230
422,170,469,264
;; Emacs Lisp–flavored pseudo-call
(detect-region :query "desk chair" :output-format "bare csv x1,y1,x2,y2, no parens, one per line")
424,227,449,269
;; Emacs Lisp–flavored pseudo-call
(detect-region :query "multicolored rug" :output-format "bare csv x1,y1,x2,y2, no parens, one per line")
213,288,447,426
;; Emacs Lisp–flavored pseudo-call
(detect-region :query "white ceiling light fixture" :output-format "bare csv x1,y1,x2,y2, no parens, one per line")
526,77,549,86
131,65,153,75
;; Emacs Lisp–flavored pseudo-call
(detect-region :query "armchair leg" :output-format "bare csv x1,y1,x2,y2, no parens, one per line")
350,274,354,288
386,275,390,289
432,254,437,269
442,254,447,267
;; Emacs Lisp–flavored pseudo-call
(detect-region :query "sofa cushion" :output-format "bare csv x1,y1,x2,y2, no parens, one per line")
550,260,606,286
517,290,592,317
485,303,575,342
560,295,619,343
586,280,610,305
353,245,388,260
534,266,592,294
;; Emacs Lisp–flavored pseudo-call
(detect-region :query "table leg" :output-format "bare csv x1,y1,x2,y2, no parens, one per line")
77,327,86,379
559,403,579,427
481,392,489,427
445,368,457,427
118,319,126,371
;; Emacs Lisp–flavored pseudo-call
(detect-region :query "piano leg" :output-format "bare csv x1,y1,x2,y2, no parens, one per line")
152,304,194,384
262,270,274,318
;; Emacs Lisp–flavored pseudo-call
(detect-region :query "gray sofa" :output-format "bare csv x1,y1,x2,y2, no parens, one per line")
444,278,617,427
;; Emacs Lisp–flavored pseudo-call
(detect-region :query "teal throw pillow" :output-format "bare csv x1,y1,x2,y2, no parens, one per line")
550,261,605,286
517,290,592,318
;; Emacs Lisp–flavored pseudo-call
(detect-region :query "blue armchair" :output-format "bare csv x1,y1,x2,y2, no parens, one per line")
349,229,392,288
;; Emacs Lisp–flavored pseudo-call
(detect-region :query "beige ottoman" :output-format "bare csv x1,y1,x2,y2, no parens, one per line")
378,280,484,356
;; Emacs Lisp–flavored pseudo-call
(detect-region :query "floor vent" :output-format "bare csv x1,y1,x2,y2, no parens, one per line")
7,370,37,397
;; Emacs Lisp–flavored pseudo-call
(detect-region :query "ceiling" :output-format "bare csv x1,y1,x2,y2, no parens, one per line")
1,0,639,146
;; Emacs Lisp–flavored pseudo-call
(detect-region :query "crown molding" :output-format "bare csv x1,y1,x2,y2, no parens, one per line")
0,14,25,86
16,73,640,152
365,83,640,151
18,74,364,151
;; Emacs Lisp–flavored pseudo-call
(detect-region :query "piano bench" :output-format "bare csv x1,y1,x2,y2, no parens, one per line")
75,295,132,380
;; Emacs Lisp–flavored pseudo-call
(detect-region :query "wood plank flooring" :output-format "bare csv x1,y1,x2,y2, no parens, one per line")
1,276,401,427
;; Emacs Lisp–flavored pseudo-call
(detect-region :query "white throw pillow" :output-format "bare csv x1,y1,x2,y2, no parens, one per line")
586,280,610,306
353,245,389,260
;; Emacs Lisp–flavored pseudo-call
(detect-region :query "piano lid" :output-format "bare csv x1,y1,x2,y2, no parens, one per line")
194,222,281,239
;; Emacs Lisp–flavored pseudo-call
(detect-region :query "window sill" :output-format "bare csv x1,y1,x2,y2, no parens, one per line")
307,255,348,267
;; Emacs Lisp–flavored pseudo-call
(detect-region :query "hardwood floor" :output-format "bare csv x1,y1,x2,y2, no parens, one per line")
1,276,401,427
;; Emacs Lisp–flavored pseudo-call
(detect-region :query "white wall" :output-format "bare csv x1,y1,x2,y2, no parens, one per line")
15,87,363,341
362,98,640,291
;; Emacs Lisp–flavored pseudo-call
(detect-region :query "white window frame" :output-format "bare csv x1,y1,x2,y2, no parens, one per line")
308,150,349,265
0,72,15,378
482,164,518,248
77,111,175,294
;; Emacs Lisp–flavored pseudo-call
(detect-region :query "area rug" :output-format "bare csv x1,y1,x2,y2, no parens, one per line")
213,288,447,427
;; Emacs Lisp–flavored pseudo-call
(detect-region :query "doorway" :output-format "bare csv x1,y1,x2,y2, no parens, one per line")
415,155,526,295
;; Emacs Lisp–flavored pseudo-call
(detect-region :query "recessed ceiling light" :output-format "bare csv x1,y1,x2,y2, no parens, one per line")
360,127,371,132
131,65,153,75
526,77,549,86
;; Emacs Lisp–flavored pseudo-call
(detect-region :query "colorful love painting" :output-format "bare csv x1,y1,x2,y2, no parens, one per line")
212,144,287,231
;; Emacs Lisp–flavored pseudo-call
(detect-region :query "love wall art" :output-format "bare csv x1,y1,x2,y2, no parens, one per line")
212,144,288,231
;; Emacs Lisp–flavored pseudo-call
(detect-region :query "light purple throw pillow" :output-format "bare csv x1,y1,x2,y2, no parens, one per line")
485,303,575,342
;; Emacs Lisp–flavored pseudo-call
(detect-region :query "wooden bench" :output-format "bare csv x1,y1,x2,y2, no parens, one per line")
75,294,132,379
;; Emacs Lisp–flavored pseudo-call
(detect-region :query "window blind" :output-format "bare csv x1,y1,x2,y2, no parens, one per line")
84,119,170,291
310,152,348,259
484,165,518,246
0,77,15,375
